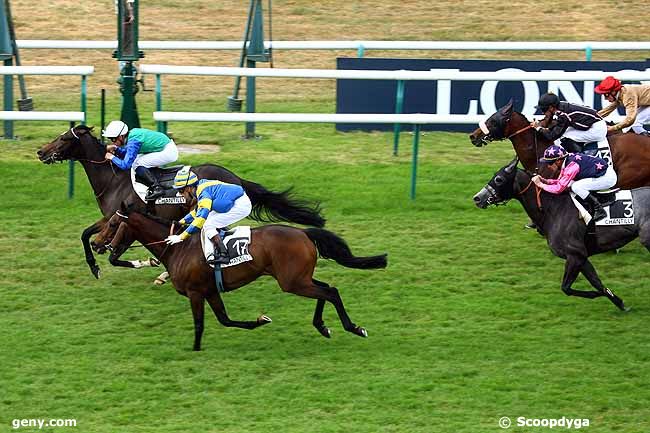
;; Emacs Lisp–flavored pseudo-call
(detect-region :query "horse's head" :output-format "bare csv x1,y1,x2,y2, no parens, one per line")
37,125,102,164
91,208,131,254
469,100,521,147
472,157,520,208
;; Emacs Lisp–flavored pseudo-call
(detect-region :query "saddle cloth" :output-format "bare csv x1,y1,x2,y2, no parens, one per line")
571,190,634,226
200,226,253,269
583,140,613,168
131,165,187,205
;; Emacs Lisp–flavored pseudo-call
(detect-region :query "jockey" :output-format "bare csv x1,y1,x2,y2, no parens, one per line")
103,120,179,201
532,144,617,222
165,167,252,265
595,76,650,135
532,92,608,153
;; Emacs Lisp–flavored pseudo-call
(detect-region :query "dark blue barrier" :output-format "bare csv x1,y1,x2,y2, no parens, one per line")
335,58,649,132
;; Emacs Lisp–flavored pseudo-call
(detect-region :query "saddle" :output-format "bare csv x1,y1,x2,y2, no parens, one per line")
134,165,186,203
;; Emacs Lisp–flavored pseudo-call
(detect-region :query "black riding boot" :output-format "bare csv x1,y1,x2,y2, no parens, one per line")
560,138,583,153
136,167,164,201
585,193,607,222
207,235,230,265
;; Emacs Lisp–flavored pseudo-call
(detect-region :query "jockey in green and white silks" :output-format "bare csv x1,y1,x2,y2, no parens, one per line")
103,120,178,201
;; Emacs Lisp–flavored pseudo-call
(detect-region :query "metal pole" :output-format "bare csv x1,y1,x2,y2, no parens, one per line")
68,122,75,199
155,73,165,133
2,57,12,138
245,58,256,138
100,88,105,145
585,46,592,61
393,79,405,156
410,124,420,200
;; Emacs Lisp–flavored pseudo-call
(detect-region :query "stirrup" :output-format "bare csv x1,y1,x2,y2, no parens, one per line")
145,186,164,201
207,253,230,265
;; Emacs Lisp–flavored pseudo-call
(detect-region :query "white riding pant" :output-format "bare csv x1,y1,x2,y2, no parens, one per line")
203,194,252,239
570,166,617,199
622,106,650,134
132,140,179,169
555,120,608,146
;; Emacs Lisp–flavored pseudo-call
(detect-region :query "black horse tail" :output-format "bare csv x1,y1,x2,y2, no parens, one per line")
303,228,387,269
241,179,326,228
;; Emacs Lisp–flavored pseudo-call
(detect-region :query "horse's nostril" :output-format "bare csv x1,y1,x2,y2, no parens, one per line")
472,195,480,203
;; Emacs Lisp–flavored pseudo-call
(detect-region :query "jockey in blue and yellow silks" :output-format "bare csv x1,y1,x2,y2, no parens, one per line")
164,167,252,265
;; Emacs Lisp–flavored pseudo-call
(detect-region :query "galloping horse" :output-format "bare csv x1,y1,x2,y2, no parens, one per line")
468,100,650,189
471,157,650,311
37,125,325,279
93,205,388,350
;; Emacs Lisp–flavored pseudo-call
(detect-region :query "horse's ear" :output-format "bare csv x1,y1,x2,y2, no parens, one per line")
504,156,519,173
500,99,514,117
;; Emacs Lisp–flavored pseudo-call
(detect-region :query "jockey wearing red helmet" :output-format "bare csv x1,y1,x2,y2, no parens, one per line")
595,76,650,135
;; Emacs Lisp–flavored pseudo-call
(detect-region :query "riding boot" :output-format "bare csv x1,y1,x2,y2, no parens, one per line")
585,193,607,222
207,234,230,265
136,166,164,201
560,137,582,153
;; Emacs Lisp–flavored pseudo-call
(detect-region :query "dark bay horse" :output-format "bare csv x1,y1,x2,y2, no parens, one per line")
37,125,325,279
93,206,387,351
468,100,650,189
471,157,650,311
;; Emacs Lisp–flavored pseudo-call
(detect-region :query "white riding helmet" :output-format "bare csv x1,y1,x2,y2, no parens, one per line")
102,120,129,138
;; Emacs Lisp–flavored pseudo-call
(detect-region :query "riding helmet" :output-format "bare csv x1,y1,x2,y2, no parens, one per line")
102,120,129,138
173,166,199,189
595,76,622,94
536,93,560,112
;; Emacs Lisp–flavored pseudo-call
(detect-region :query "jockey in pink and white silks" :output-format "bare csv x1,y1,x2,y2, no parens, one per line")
532,144,617,222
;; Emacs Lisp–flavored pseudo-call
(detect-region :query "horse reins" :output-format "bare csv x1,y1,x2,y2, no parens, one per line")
68,127,117,198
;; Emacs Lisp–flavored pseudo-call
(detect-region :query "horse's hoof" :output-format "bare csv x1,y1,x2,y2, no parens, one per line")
90,265,101,279
318,326,331,339
258,315,272,325
355,326,368,338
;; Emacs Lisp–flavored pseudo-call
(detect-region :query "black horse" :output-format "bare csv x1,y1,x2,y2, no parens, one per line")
37,125,325,280
471,157,650,311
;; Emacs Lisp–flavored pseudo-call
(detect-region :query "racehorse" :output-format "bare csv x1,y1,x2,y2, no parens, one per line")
37,125,326,280
471,157,650,311
468,100,650,189
92,205,388,351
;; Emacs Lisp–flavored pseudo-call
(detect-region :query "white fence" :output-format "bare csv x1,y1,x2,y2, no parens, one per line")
0,66,93,125
16,39,650,55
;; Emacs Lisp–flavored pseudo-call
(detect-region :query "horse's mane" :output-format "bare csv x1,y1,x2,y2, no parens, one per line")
123,203,175,227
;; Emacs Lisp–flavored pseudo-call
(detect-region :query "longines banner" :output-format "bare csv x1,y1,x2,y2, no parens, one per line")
335,58,649,132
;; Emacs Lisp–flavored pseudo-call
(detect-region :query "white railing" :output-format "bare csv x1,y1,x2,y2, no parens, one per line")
0,66,93,126
153,112,484,124
139,64,650,81
16,40,650,52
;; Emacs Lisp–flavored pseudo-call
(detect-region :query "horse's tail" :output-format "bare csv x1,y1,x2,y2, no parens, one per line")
241,180,326,228
303,228,387,269
194,164,326,227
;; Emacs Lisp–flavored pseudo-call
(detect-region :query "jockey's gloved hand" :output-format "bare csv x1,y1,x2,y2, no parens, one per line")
165,235,183,245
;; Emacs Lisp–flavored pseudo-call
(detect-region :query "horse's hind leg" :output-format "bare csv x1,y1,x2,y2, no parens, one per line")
283,278,367,338
561,256,605,300
312,280,331,338
189,292,205,351
580,259,627,311
205,292,271,330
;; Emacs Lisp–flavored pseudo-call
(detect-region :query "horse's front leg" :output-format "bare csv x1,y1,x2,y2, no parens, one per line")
189,292,205,351
561,256,604,300
82,219,106,279
205,291,271,330
580,259,628,311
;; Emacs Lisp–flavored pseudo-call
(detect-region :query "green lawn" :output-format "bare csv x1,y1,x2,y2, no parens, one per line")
1,102,649,433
